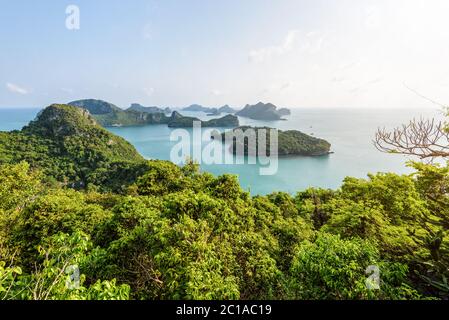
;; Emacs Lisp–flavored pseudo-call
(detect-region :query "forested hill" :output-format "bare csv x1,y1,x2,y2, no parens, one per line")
0,104,148,190
217,126,331,156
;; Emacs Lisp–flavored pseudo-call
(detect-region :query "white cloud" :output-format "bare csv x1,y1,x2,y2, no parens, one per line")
248,30,300,63
6,82,29,95
143,87,155,96
248,30,324,63
211,89,222,96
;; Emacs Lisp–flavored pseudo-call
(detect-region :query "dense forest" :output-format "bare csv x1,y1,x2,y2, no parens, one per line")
0,104,448,300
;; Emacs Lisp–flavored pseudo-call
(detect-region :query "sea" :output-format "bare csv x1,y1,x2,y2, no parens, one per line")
0,107,445,195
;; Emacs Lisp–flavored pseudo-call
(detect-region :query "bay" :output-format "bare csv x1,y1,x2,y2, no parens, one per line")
0,107,444,195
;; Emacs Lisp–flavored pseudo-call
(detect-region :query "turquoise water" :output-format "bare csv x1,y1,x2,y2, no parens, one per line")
0,107,444,195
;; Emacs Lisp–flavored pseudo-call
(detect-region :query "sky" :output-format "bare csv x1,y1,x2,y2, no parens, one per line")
1,0,449,109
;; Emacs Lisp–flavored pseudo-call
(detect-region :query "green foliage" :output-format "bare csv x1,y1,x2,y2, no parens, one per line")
1,158,446,300
0,232,130,300
0,104,145,191
407,162,449,297
0,261,22,299
296,169,449,299
289,233,420,299
0,162,44,263
0,104,447,300
295,188,336,227
340,173,427,225
135,160,188,196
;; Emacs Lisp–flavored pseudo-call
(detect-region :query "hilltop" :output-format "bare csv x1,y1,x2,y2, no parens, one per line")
68,99,122,114
0,104,148,190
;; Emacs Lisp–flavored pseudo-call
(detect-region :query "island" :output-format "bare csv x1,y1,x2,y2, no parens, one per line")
184,104,238,116
127,103,171,114
68,99,240,129
202,114,239,127
218,105,237,114
214,126,331,156
235,102,290,120
278,108,291,116
206,108,220,116
182,104,217,113
206,105,238,116
68,99,170,126
0,104,147,189
168,112,239,128
167,111,199,127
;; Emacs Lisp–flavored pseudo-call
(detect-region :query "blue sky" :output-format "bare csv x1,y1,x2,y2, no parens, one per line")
1,0,449,109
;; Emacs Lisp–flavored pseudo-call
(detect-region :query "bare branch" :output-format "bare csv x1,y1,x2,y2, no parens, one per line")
374,118,449,160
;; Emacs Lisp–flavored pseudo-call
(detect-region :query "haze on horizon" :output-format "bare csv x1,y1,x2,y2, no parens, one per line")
1,0,449,110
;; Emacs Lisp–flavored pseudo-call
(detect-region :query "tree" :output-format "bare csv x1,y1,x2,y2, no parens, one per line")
288,233,419,300
0,232,130,300
408,162,449,297
374,118,449,160
374,106,449,298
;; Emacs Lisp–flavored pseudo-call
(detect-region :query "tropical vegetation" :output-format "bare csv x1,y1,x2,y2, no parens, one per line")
0,104,448,300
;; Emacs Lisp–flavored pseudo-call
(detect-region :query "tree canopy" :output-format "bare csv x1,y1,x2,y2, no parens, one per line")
1,104,448,300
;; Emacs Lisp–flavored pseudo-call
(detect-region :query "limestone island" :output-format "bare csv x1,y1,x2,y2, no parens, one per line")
214,126,332,156
69,99,239,128
68,99,170,127
182,104,216,113
168,112,239,128
127,103,171,114
218,105,237,114
183,104,237,116
235,102,291,121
